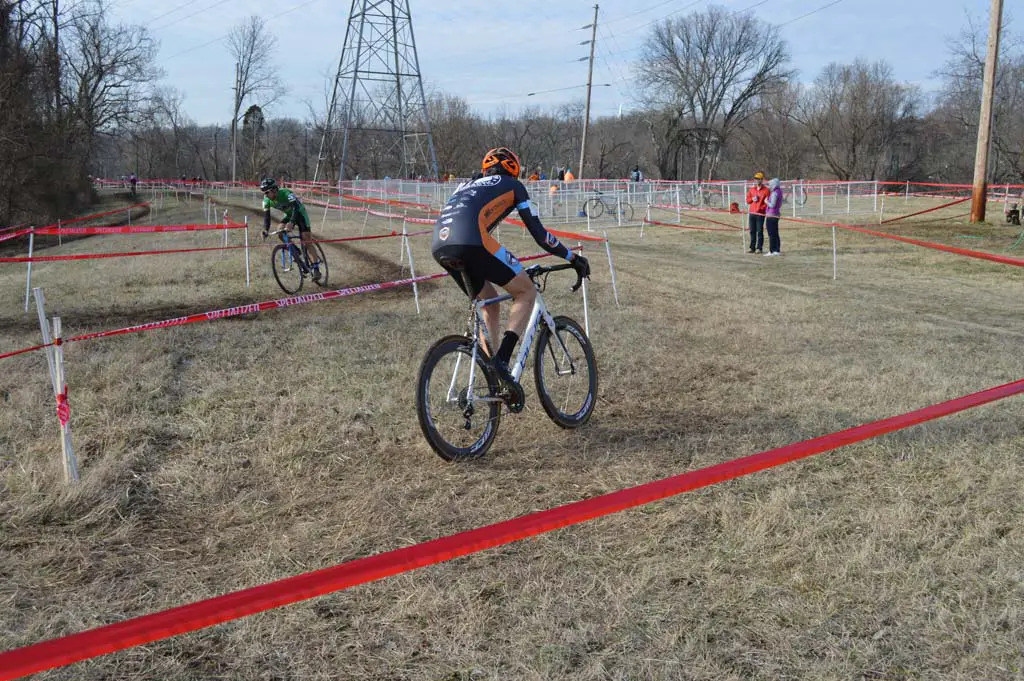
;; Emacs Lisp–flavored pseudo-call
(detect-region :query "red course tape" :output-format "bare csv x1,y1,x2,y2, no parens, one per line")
1,375,1022,680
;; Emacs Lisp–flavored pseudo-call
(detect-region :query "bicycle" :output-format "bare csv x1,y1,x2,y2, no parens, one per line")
415,263,598,461
791,180,808,207
264,226,329,294
582,190,634,222
683,183,724,209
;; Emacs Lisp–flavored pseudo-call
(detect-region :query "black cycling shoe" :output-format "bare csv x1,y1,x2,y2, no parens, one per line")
491,358,525,413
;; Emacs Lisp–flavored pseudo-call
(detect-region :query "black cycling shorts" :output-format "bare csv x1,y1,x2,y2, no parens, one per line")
433,243,523,298
291,211,311,234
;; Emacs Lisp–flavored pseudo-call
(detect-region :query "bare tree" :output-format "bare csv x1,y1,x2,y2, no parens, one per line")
733,83,816,179
226,15,279,181
930,18,1024,183
794,60,920,180
637,5,792,180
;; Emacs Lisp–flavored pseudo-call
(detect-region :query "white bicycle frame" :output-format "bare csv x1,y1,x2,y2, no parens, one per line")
445,283,575,408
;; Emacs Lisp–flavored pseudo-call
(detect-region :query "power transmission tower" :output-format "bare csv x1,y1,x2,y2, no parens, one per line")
314,0,439,184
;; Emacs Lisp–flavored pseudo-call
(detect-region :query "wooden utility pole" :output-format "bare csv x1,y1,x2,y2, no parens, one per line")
231,62,241,183
969,0,1004,223
577,4,598,180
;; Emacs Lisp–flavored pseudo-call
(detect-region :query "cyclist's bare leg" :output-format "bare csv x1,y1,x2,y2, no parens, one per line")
300,232,320,264
476,281,501,357
501,272,537,338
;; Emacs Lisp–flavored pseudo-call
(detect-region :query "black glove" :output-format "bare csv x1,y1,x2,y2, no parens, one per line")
261,228,269,239
571,253,591,279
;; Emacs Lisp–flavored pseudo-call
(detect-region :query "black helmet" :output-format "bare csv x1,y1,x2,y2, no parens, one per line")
260,177,277,193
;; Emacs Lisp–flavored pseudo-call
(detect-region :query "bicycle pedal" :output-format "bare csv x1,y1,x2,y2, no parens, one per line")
501,382,525,413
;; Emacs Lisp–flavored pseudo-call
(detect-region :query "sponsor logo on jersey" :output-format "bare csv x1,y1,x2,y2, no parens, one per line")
472,175,502,187
545,232,558,247
505,251,519,267
438,226,450,241
441,218,453,225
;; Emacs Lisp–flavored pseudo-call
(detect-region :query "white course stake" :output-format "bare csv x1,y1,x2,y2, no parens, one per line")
403,223,421,314
578,242,590,337
832,224,838,281
33,289,78,483
399,213,407,265
603,231,620,306
23,229,35,313
244,216,251,287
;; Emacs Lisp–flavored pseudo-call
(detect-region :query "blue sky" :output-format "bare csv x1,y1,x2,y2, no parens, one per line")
105,0,1004,125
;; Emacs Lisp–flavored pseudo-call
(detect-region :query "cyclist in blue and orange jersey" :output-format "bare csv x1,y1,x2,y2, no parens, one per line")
432,147,590,386
260,177,321,282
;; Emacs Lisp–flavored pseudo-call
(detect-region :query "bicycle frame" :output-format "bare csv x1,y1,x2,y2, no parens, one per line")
274,229,306,272
446,284,577,409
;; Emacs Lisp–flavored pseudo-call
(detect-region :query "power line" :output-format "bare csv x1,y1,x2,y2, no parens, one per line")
605,0,685,23
610,0,706,37
162,0,321,59
144,0,204,27
778,0,845,27
151,0,236,31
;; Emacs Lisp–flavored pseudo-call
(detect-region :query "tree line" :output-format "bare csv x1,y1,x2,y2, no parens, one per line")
2,2,1022,227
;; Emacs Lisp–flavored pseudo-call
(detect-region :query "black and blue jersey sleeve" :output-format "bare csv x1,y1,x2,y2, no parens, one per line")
512,180,572,261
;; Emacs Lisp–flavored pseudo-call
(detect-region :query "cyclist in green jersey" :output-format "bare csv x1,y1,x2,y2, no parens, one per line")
260,177,322,282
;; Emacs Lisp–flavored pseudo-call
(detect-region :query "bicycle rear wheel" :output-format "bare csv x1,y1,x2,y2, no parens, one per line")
704,191,723,209
272,244,303,294
583,197,605,219
618,201,635,222
533,316,598,429
306,242,329,287
416,336,502,461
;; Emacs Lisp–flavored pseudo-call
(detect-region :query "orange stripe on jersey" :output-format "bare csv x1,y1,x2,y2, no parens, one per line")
478,190,515,255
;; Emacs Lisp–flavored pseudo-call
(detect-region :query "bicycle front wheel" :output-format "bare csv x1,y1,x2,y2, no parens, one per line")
416,336,502,461
271,244,303,294
705,192,723,209
583,197,605,219
533,316,598,429
306,242,329,287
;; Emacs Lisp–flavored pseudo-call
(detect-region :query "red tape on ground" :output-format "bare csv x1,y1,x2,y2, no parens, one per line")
0,229,32,243
880,196,972,224
643,218,736,232
0,343,52,361
33,223,245,236
0,243,252,263
35,203,150,231
836,224,1024,267
2,375,1022,680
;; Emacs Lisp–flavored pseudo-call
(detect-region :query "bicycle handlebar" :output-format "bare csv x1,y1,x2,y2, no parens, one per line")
525,262,584,293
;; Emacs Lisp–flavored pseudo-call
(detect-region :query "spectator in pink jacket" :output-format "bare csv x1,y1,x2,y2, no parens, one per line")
764,177,783,256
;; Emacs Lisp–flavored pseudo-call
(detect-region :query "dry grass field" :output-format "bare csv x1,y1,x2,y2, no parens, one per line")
1,190,1023,680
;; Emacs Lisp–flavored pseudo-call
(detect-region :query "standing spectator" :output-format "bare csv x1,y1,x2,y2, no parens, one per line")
128,173,138,198
564,167,575,181
557,167,566,181
745,171,770,254
630,165,643,182
528,169,540,181
764,177,783,256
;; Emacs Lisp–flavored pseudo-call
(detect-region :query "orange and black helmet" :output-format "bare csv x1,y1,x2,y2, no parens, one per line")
481,147,522,178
